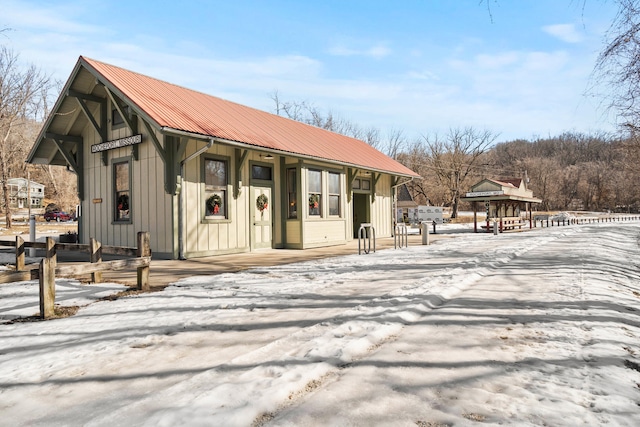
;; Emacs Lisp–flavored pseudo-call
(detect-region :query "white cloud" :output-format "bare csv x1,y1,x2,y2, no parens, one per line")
543,24,584,43
2,0,103,34
328,43,391,59
406,70,439,81
474,51,520,69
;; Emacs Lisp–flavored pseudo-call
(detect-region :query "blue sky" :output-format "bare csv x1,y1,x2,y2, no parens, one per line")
2,0,620,143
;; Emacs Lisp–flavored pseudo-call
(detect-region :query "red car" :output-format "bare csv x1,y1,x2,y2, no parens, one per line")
44,211,72,222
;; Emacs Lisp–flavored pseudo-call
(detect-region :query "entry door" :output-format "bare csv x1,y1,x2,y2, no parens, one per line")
251,186,273,249
352,193,370,238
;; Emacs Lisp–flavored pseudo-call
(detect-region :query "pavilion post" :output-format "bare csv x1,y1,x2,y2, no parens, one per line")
473,201,478,233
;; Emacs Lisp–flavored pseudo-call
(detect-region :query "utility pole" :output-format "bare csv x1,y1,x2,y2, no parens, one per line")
28,170,36,257
27,170,31,220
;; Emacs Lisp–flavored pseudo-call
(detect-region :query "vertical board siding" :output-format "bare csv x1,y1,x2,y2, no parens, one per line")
183,142,251,256
372,174,392,237
285,221,301,244
79,105,397,257
303,220,347,244
82,117,173,256
474,181,500,192
271,160,280,246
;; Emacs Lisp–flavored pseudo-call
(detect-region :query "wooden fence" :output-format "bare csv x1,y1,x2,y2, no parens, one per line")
0,231,151,319
533,215,640,228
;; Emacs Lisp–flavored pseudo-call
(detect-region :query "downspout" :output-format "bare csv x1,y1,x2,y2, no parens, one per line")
178,137,214,259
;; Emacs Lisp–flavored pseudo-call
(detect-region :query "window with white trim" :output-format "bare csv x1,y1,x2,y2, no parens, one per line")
328,172,340,216
308,169,321,216
252,164,272,181
114,160,131,222
204,158,228,218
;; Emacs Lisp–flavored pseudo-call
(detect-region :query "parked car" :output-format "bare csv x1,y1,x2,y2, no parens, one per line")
550,211,575,222
44,211,72,222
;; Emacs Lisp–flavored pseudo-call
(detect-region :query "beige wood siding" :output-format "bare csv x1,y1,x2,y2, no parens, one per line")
285,221,302,245
182,142,251,257
371,174,393,238
473,181,500,192
81,116,174,257
271,158,282,247
303,219,347,246
78,107,398,257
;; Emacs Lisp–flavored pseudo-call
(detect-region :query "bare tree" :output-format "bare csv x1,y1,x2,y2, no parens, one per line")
593,0,640,131
520,157,560,211
0,47,51,227
269,91,400,153
420,127,498,218
385,128,406,159
397,140,431,204
487,131,633,211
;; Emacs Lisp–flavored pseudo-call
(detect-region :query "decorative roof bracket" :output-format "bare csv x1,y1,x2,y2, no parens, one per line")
347,168,360,202
234,148,249,198
372,172,381,202
104,86,139,160
68,89,107,166
46,133,84,201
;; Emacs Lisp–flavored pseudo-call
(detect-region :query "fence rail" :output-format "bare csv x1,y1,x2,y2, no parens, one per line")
533,215,640,228
0,231,151,319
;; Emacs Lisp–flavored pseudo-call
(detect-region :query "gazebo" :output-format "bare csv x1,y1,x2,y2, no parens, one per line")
461,178,542,233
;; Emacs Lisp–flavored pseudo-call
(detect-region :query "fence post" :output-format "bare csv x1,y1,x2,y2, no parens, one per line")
15,236,25,271
90,238,103,283
39,237,56,319
137,231,151,291
29,215,36,257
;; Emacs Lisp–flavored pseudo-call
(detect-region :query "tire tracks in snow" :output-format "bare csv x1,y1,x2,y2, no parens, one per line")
256,229,578,425
88,228,575,427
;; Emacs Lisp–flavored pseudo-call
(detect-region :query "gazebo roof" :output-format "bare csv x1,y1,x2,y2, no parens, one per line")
461,177,541,204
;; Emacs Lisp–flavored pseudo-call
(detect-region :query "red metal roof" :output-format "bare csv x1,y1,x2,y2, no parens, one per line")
81,57,418,178
489,178,522,189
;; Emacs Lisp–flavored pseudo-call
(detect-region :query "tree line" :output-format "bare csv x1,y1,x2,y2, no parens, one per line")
0,45,77,228
404,131,640,215
271,93,640,216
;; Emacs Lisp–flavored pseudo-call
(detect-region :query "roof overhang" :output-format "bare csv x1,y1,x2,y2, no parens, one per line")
162,127,421,179
28,56,421,181
27,57,164,167
460,195,542,204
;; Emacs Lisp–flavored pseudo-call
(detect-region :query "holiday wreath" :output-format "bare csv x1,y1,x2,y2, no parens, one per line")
309,194,319,209
256,194,269,212
117,194,129,211
206,194,222,214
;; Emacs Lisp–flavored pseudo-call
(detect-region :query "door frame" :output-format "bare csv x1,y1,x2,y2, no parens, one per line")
352,192,370,238
249,161,275,250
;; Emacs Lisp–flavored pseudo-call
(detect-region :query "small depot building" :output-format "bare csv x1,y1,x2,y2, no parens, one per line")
27,56,419,259
461,178,542,233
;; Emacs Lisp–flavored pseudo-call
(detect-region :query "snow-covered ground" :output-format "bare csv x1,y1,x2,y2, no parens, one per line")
1,223,640,426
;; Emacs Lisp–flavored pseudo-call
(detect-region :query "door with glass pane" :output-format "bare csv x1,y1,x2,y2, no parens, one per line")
251,185,272,249
250,164,274,250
